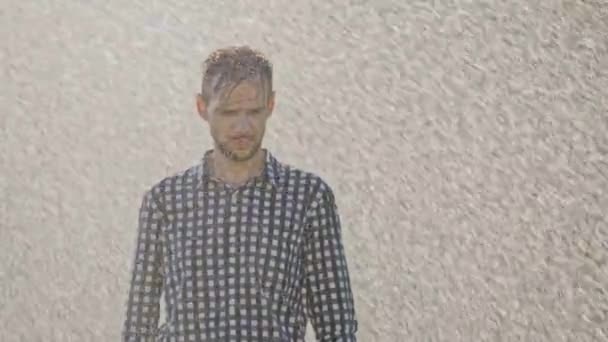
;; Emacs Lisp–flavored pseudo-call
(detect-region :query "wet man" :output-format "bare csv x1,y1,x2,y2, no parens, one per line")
122,45,358,342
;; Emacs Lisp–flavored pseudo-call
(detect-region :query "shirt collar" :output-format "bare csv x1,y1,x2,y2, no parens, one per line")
197,148,282,190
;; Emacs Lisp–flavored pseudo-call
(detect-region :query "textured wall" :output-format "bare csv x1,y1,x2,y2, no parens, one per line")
3,0,607,341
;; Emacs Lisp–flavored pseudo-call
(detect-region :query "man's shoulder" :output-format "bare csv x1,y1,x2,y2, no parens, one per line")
144,161,202,200
280,163,340,217
277,161,336,199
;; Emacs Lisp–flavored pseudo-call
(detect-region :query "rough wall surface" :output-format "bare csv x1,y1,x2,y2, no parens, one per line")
3,0,607,341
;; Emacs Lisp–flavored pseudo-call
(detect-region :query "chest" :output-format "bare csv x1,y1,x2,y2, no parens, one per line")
162,183,309,290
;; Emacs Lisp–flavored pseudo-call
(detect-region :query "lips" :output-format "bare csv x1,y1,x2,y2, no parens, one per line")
232,137,252,147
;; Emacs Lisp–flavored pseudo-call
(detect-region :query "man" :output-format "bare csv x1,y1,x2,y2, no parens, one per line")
122,45,358,342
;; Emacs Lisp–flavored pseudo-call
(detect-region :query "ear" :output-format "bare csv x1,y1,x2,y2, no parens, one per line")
267,91,276,115
196,94,208,121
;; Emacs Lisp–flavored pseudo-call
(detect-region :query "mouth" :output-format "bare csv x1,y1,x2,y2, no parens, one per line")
232,137,253,147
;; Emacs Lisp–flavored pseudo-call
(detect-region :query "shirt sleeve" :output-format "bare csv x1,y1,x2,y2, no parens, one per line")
122,189,166,342
304,184,358,342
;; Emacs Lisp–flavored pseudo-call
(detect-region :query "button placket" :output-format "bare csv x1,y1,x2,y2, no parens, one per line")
232,189,247,256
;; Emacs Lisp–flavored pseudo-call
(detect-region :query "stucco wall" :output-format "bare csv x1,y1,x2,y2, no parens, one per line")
3,0,607,341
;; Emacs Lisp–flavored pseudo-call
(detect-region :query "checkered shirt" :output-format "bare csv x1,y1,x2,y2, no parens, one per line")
122,149,358,341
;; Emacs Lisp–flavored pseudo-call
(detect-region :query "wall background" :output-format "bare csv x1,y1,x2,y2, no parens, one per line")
3,0,607,341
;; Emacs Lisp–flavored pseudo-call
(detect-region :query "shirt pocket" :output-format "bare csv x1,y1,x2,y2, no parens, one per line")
167,207,229,321
179,233,234,313
252,197,305,306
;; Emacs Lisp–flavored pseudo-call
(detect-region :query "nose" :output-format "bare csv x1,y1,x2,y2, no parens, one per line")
233,114,252,132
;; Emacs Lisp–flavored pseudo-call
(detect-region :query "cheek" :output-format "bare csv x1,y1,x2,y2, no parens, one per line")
256,119,269,135
209,118,230,134
257,121,266,133
209,123,225,142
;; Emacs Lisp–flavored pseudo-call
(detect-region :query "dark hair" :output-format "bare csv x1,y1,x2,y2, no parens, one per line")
201,45,273,105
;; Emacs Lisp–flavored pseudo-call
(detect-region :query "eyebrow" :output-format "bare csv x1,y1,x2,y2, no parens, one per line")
219,106,265,112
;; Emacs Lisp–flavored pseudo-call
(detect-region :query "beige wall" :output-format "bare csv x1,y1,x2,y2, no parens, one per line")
3,1,607,341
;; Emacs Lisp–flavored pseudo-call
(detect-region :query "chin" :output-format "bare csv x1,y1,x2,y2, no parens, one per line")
219,143,261,162
231,150,256,161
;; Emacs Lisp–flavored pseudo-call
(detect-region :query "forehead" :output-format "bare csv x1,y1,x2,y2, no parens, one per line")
217,81,266,110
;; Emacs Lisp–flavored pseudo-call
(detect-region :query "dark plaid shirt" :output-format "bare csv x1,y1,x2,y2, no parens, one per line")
122,149,358,342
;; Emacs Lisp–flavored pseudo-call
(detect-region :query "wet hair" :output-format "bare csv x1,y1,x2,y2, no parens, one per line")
200,45,273,106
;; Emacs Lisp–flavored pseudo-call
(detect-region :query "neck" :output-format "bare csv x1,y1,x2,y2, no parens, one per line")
210,148,265,185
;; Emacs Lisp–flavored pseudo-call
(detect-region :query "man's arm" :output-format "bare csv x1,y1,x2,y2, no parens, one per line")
304,184,358,342
122,189,165,342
